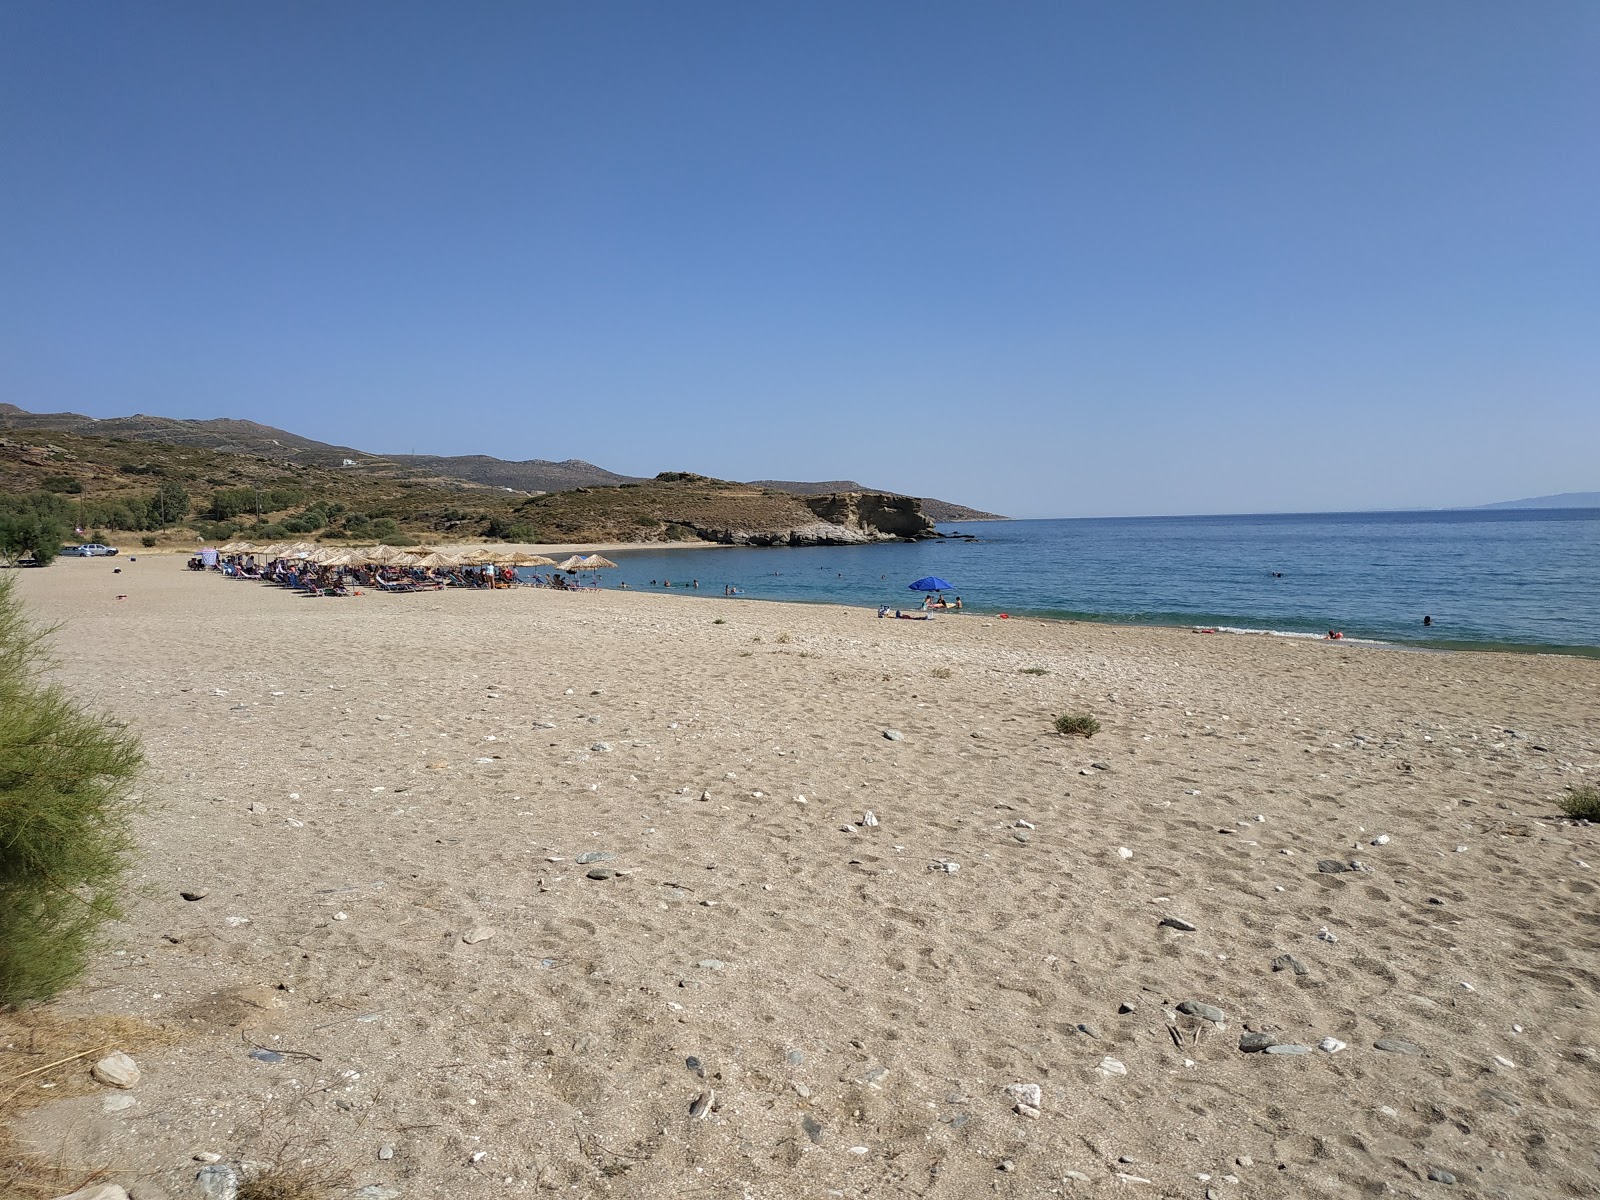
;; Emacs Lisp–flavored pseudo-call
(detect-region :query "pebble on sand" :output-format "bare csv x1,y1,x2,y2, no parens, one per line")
1374,1037,1424,1055
90,1052,140,1089
1159,916,1198,931
1177,1000,1226,1024
461,926,494,944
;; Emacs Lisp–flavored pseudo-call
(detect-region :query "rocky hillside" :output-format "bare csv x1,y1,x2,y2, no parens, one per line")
510,474,933,545
749,479,1005,522
0,405,1004,519
0,431,937,548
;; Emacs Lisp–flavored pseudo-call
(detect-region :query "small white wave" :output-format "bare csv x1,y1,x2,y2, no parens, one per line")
1201,625,1390,646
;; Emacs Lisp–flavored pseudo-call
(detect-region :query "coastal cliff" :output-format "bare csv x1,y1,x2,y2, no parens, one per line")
676,491,936,546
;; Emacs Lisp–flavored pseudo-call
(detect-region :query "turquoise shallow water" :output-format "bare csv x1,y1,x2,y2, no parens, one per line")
536,509,1600,653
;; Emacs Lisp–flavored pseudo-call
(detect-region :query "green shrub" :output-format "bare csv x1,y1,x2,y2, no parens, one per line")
0,576,144,1006
1054,712,1100,738
140,536,158,548
1020,666,1049,675
1560,785,1600,821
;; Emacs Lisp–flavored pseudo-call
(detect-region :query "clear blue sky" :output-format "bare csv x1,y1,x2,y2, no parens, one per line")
3,2,1595,517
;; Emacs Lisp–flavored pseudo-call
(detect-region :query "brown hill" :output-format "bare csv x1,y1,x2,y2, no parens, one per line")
0,404,1002,522
385,453,640,492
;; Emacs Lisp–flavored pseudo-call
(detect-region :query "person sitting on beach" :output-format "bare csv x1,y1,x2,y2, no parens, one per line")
878,604,890,618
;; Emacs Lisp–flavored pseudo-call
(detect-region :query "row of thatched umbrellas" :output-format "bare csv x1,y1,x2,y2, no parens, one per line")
215,540,619,573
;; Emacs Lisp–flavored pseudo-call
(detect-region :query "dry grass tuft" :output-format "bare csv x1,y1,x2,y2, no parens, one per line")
0,1009,170,1196
239,1162,345,1200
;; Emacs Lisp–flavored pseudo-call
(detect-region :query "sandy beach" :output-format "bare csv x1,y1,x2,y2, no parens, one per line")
5,553,1599,1200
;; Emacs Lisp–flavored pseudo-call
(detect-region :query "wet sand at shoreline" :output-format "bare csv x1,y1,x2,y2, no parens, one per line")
6,554,1600,1199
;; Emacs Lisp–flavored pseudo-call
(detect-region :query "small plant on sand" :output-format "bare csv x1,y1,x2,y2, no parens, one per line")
0,576,144,1006
930,666,953,680
775,632,791,644
1560,784,1600,822
1054,712,1100,738
1020,666,1049,675
712,618,725,625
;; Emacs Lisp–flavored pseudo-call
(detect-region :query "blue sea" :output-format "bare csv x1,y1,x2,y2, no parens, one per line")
556,509,1600,655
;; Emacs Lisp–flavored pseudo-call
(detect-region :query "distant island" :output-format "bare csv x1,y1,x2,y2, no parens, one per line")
1475,491,1600,510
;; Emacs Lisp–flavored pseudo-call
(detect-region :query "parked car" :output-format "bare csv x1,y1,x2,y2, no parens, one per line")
63,543,119,557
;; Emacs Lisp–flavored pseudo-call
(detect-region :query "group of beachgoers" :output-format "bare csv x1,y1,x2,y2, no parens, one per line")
189,551,594,598
878,593,962,620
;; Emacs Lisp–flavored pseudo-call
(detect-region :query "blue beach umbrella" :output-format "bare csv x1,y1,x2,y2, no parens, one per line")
908,576,955,592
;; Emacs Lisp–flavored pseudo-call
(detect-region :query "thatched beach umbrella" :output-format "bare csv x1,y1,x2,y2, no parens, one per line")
415,551,461,569
512,553,558,567
360,544,405,564
579,555,618,570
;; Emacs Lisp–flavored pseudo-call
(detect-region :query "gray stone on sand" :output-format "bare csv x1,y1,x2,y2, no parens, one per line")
461,926,494,944
1076,1023,1102,1040
1159,916,1197,931
1177,1001,1226,1024
585,867,617,880
1375,1037,1424,1055
1239,1032,1277,1052
1004,1082,1042,1110
688,1089,714,1119
1317,859,1350,873
574,851,614,864
1271,953,1310,975
1427,1166,1457,1185
378,1144,395,1160
1264,1043,1312,1055
802,1114,824,1144
882,729,903,741
194,1165,239,1200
